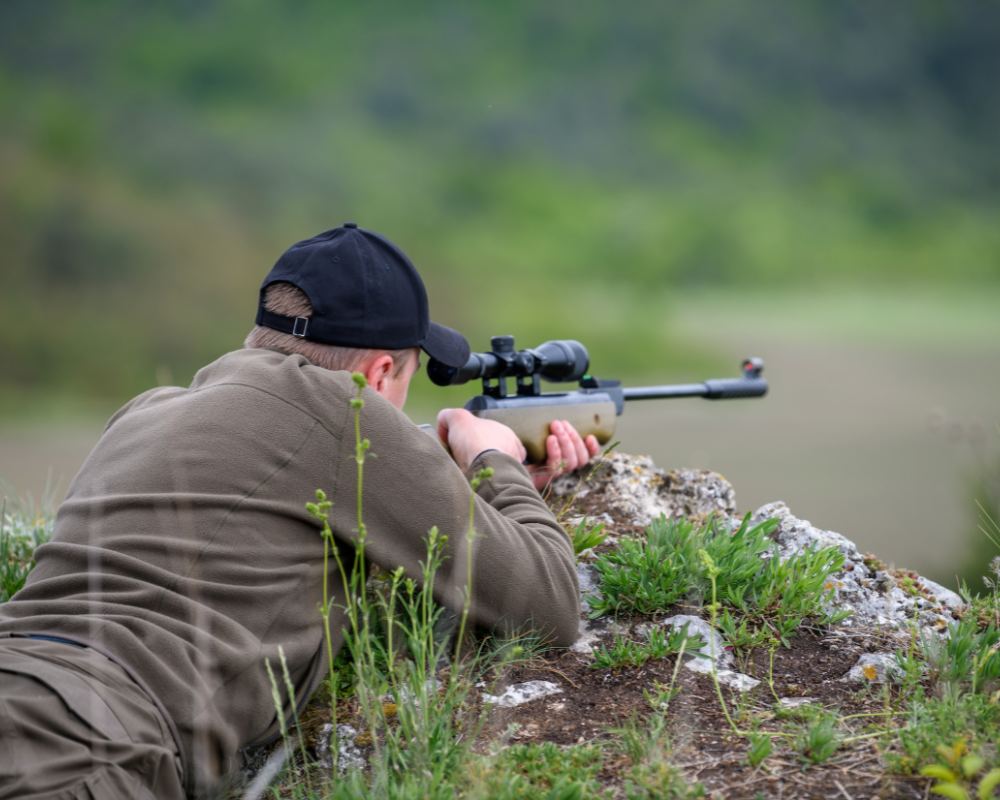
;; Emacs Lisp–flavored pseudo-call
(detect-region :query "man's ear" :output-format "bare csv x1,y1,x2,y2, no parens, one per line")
362,353,395,394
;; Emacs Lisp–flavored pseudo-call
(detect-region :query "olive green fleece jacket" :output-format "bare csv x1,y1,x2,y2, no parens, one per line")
0,348,580,796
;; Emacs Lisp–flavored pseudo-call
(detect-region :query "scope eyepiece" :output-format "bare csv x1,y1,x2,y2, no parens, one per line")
426,337,590,387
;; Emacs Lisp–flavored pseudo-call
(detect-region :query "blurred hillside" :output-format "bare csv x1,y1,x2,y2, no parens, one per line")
1,0,999,412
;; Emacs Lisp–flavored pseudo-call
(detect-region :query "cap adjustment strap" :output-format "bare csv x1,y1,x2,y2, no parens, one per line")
256,307,313,339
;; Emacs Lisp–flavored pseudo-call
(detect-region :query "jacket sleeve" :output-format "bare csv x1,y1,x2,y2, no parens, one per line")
327,390,580,648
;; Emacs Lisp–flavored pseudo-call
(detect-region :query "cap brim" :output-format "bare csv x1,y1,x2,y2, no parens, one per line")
420,322,470,368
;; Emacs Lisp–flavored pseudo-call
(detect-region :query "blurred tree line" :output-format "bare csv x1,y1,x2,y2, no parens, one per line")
0,0,998,411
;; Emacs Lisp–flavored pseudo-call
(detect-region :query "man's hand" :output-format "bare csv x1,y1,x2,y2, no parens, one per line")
437,408,526,472
527,419,601,491
437,411,599,490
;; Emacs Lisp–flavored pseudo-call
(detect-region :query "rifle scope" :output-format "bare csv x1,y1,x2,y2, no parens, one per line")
427,336,589,387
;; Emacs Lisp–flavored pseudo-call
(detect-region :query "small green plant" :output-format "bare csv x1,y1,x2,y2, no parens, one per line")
746,732,773,768
772,701,825,723
920,616,1000,697
592,624,705,670
962,571,1000,631
897,573,923,598
960,505,1000,629
888,692,1000,775
474,741,607,798
699,548,746,737
645,625,704,659
890,513,1000,789
0,499,52,602
863,553,887,573
593,635,647,670
894,640,927,699
717,608,772,654
920,739,1000,800
613,714,705,799
643,681,678,712
588,515,694,616
794,713,841,765
570,516,608,556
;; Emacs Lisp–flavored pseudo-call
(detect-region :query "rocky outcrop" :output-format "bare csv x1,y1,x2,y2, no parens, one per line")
551,452,738,529
551,452,964,689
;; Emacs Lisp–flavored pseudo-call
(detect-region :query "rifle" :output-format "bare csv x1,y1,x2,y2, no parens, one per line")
427,336,768,463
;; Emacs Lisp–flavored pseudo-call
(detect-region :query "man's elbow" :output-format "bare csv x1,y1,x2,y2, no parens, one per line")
531,597,581,650
547,616,581,649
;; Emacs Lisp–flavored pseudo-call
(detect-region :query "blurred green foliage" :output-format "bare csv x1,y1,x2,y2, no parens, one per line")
1,0,998,412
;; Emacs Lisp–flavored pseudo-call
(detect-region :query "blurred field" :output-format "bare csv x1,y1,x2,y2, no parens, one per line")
639,286,1000,584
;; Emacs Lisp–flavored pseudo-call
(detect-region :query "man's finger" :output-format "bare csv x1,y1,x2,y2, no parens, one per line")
584,434,600,457
545,430,563,472
563,419,589,468
436,408,455,445
551,421,578,472
551,419,586,471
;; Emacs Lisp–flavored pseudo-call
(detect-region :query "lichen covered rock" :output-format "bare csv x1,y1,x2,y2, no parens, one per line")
550,452,736,527
554,452,964,700
750,500,961,638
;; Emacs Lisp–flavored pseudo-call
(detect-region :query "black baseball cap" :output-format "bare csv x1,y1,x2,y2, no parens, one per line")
256,223,470,368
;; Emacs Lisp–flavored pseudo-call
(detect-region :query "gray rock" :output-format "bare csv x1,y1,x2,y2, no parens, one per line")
778,697,817,709
483,680,562,708
558,453,965,698
716,669,760,692
576,563,600,600
752,501,859,561
749,501,960,637
654,615,759,692
918,577,964,610
570,618,600,656
842,652,904,684
316,723,366,773
683,659,761,691
551,453,736,526
659,614,730,670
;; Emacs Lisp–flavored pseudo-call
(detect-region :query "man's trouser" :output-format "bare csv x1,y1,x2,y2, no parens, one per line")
0,637,185,800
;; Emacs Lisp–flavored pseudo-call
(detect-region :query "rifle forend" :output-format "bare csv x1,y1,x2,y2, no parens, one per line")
427,336,768,463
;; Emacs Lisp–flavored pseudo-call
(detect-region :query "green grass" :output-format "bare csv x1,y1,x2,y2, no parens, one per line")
589,514,846,647
793,713,841,765
889,693,1000,777
918,739,1000,800
613,713,706,800
293,376,527,799
0,499,52,601
592,624,705,671
886,546,1000,780
471,741,606,799
568,516,608,557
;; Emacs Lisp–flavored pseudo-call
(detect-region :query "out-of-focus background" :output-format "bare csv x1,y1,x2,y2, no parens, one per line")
1,1,998,587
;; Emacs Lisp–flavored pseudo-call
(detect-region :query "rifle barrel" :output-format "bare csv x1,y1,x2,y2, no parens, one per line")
622,383,709,400
623,376,768,402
